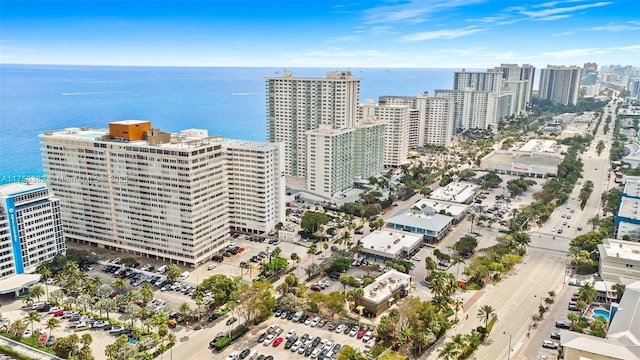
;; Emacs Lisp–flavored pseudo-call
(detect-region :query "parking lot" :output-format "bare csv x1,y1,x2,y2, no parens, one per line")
216,313,375,360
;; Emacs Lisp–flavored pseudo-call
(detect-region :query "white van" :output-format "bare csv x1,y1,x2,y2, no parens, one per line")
156,265,167,274
179,271,190,280
207,263,216,270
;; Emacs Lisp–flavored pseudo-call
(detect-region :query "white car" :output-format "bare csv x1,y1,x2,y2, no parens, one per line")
324,340,334,350
286,328,297,339
263,334,275,346
226,352,239,360
310,348,321,359
23,328,33,337
310,316,320,327
335,324,346,333
291,340,302,352
362,331,373,342
349,327,359,336
411,255,421,261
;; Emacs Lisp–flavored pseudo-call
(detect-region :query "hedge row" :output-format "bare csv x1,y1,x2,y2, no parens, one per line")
0,344,36,360
214,325,249,351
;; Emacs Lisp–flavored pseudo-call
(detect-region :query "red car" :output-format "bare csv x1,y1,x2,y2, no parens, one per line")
53,309,64,317
38,334,48,345
356,328,368,339
311,285,322,292
272,337,284,347
237,247,245,253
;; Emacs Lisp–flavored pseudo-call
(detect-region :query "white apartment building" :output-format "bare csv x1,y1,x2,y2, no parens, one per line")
435,89,499,130
360,100,409,167
225,140,286,235
539,65,583,105
454,69,503,92
493,64,536,105
353,122,385,181
598,238,640,285
503,80,529,115
266,70,360,178
378,93,454,148
306,125,355,198
0,181,65,295
40,121,285,267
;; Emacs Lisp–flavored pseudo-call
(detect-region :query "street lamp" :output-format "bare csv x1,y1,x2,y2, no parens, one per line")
503,331,512,360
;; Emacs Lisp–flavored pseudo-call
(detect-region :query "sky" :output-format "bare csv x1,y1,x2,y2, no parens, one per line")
1,0,639,68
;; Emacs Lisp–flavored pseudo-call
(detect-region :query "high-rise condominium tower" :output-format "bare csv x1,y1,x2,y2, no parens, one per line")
266,71,360,178
41,121,285,267
538,65,583,105
493,64,536,106
0,181,65,294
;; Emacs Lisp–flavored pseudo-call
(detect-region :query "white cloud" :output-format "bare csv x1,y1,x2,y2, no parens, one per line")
552,31,575,36
329,35,361,42
362,0,486,24
517,1,612,18
401,26,483,41
466,15,507,24
589,24,640,32
533,14,572,21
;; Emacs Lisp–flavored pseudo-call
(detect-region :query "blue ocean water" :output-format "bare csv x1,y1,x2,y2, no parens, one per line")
0,65,460,182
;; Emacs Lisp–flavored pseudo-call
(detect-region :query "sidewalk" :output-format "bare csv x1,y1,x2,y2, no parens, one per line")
0,335,61,360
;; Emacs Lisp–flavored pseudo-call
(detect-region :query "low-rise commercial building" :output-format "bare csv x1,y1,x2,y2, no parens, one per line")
360,229,423,263
479,150,565,178
355,269,412,317
598,238,640,285
614,176,640,241
429,181,479,204
385,205,454,243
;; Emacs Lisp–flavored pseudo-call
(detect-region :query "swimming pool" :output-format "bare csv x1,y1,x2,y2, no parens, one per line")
592,308,610,322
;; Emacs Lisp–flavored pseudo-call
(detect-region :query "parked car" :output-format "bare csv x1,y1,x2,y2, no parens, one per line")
226,317,237,326
542,340,558,349
555,321,570,329
262,334,275,346
45,335,55,347
273,337,284,347
550,332,561,340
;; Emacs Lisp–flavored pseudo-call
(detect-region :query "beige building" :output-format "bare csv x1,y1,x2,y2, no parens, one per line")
41,121,285,267
359,100,409,167
355,269,412,317
598,238,640,285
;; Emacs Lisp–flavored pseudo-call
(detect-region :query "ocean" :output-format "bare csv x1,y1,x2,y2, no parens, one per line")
0,64,461,183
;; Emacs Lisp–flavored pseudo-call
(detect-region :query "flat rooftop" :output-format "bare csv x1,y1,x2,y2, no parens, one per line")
361,269,412,305
618,196,640,220
40,127,226,150
412,198,468,217
0,182,47,197
601,238,640,261
361,229,423,257
482,150,564,167
519,139,558,153
623,176,640,197
429,182,478,203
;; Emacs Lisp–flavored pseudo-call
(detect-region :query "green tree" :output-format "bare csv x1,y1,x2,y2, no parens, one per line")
235,279,277,325
29,284,45,303
165,264,182,283
24,310,40,334
291,252,301,277
300,211,330,234
438,341,460,360
337,345,366,360
476,304,496,329
45,317,60,339
9,319,27,337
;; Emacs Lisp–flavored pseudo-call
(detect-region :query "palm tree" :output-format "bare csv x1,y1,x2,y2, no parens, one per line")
451,298,464,321
336,345,366,360
24,311,40,334
9,319,27,337
578,283,599,305
308,244,317,263
112,278,128,293
77,294,92,313
29,285,45,304
476,305,496,329
438,341,460,360
36,265,53,301
45,318,60,339
425,257,437,279
139,283,154,303
290,253,301,277
567,311,578,330
96,298,118,320
123,304,140,328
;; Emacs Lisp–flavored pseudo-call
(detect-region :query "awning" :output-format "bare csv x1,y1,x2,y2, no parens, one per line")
0,273,41,294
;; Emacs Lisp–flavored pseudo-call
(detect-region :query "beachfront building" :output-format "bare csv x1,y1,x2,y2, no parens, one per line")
377,93,455,148
0,181,65,295
434,89,499,130
359,229,424,263
266,70,360,178
560,280,640,360
359,100,409,168
306,125,355,198
493,63,536,107
355,269,412,317
539,65,583,106
40,121,285,267
353,122,386,181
